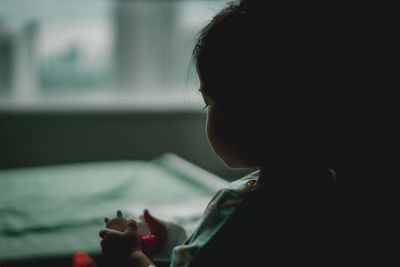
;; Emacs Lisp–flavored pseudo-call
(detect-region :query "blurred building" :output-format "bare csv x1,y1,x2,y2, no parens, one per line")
0,22,16,97
113,0,178,92
13,19,40,99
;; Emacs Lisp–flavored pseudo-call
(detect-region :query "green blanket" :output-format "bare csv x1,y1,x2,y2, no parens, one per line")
0,153,226,261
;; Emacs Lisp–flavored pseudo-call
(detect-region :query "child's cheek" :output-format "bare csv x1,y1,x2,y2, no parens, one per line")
206,105,232,160
205,106,221,152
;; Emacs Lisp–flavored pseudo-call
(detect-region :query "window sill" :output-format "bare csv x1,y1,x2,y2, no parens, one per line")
0,93,204,114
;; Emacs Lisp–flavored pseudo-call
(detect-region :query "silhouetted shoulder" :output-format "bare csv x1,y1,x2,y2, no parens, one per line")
190,183,351,267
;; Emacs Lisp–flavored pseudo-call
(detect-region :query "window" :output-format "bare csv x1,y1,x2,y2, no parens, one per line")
0,0,226,110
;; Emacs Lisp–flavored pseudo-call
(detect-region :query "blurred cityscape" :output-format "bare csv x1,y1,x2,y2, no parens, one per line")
0,0,225,104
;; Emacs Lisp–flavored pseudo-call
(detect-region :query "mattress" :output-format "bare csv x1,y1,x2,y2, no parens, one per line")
0,153,228,263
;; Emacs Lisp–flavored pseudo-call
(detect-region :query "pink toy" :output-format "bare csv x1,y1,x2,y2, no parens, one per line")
139,233,158,255
104,211,159,256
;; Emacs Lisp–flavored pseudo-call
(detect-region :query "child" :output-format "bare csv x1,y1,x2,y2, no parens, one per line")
98,0,369,266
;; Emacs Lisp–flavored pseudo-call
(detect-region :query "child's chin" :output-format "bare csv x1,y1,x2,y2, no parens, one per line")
222,157,257,170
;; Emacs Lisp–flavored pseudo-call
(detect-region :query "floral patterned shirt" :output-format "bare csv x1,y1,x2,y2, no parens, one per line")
170,170,261,267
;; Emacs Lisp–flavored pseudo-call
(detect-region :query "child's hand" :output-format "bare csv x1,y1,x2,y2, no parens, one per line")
104,209,167,246
141,209,167,247
99,218,142,266
101,209,167,258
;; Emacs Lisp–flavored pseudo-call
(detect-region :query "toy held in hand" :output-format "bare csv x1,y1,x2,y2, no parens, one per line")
104,210,166,256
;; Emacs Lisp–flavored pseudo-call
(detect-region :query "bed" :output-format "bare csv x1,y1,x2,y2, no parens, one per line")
0,153,228,266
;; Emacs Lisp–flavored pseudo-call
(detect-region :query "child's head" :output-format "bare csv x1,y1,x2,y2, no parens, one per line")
192,0,362,169
193,1,272,168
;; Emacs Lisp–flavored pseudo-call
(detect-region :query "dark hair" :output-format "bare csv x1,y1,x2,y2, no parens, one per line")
192,0,381,170
193,0,378,105
193,1,344,161
193,1,267,107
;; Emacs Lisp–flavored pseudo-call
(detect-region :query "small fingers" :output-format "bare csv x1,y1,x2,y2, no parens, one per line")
100,239,106,248
99,229,109,239
100,228,121,239
125,219,138,232
143,209,162,228
143,209,155,223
